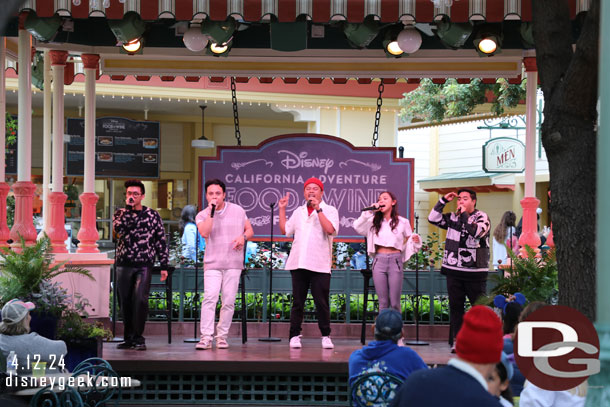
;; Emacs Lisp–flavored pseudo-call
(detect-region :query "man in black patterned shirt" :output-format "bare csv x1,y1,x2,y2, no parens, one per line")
113,179,168,351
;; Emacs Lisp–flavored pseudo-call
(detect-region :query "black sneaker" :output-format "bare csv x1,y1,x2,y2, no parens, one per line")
134,343,147,351
116,342,134,350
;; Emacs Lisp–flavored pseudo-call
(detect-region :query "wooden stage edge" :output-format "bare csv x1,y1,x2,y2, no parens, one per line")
104,335,454,374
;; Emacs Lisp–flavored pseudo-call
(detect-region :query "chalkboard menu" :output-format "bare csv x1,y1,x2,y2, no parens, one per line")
66,117,160,178
5,138,17,175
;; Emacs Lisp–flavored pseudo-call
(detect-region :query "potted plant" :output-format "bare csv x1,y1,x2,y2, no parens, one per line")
0,235,94,338
57,296,113,371
483,246,558,305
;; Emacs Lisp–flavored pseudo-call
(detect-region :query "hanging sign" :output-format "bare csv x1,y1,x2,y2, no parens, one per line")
199,134,414,241
482,137,526,173
66,117,160,178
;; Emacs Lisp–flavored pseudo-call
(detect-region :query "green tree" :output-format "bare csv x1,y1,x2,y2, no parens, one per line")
398,78,527,123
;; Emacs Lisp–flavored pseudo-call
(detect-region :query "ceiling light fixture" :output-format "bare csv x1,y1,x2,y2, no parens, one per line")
435,17,473,49
24,11,62,42
201,17,237,46
122,38,142,54
191,105,215,149
396,26,423,54
108,11,146,44
343,15,380,48
183,25,209,52
474,24,503,56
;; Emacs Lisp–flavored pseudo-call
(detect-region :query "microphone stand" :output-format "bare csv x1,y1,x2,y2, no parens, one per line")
185,208,203,343
259,202,281,342
406,214,428,346
109,235,124,342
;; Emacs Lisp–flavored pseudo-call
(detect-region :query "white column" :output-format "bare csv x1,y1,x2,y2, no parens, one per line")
17,29,31,181
83,57,97,193
524,68,538,197
51,53,66,193
42,50,52,232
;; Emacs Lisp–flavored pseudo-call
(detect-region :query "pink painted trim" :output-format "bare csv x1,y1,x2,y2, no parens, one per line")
76,192,100,253
47,191,68,253
9,181,37,248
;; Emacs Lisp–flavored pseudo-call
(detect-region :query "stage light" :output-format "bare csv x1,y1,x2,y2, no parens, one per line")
271,21,307,52
121,38,142,54
473,24,503,56
183,25,209,52
108,11,146,44
210,42,229,54
386,40,403,56
24,11,62,42
201,17,236,47
396,27,422,54
31,52,44,90
520,22,535,49
435,17,473,49
343,15,380,48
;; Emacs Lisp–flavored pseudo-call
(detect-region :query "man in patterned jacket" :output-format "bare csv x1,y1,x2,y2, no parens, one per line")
113,179,168,351
428,188,491,351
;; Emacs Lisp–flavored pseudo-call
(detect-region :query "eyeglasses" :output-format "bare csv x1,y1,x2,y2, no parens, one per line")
126,192,141,197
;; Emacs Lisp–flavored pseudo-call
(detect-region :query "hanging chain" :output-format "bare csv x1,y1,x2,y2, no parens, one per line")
231,77,242,146
372,79,384,147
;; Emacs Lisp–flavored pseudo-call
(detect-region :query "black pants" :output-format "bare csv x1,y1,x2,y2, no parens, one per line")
446,274,487,341
116,265,152,345
289,269,331,338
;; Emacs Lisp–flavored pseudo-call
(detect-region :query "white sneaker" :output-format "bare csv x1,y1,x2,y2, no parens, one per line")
321,336,334,349
289,335,302,349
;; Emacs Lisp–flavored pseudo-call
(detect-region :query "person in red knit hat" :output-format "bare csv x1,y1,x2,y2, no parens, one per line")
390,305,504,407
279,177,339,349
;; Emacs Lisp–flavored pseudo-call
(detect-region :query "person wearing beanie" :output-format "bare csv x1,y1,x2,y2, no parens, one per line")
349,309,427,388
279,177,339,349
391,306,504,407
427,188,491,352
0,299,68,375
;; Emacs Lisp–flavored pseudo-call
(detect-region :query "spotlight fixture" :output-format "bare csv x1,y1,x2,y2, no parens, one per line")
271,21,307,52
207,40,232,57
386,40,403,56
24,11,62,42
435,17,473,49
121,38,143,54
31,51,44,90
396,26,423,54
183,25,209,52
201,17,237,47
343,15,380,48
108,11,145,44
474,24,503,56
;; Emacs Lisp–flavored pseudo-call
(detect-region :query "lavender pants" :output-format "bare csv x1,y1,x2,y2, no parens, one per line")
372,252,404,312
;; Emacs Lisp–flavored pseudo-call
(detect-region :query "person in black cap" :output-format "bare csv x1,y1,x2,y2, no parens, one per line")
348,309,427,386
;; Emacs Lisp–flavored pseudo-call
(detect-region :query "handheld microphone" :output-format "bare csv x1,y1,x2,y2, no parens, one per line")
128,197,134,204
361,205,384,211
211,203,216,217
307,199,313,207
270,202,276,208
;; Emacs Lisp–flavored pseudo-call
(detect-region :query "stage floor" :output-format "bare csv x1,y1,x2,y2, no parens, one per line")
104,335,453,373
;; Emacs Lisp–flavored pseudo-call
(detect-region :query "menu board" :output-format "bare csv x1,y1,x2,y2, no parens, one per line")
66,117,160,178
5,137,17,175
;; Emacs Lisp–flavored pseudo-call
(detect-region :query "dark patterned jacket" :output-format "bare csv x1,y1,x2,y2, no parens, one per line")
428,197,491,275
113,206,168,268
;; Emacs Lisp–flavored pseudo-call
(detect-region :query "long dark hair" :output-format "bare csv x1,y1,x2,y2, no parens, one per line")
372,191,399,235
179,205,198,233
493,210,516,242
496,361,514,404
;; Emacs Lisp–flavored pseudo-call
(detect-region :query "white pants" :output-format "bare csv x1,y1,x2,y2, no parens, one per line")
199,268,242,340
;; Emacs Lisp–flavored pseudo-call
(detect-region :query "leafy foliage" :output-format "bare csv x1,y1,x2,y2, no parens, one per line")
399,78,527,123
57,296,112,341
487,246,558,304
405,232,445,270
0,235,94,316
5,112,16,147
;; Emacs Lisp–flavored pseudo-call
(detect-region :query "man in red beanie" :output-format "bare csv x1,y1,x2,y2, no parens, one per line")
279,177,339,349
390,306,504,407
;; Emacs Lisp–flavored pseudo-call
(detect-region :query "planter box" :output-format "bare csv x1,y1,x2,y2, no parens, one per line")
65,337,103,372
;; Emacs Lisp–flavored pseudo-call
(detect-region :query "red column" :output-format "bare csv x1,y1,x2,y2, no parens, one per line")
76,54,100,253
9,182,37,249
47,50,68,253
0,183,10,247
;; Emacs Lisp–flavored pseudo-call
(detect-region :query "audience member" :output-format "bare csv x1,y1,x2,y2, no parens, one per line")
494,294,526,395
0,300,67,375
487,352,514,406
349,309,427,386
519,381,587,407
180,205,205,262
492,211,518,268
390,306,503,407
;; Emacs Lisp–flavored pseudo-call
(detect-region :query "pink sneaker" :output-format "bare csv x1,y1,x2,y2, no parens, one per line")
289,335,302,349
216,338,229,349
196,338,212,350
321,336,334,349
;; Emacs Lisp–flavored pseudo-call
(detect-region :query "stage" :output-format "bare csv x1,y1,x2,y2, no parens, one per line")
104,334,453,406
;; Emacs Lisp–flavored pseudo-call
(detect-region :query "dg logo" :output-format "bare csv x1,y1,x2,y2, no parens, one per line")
514,305,600,391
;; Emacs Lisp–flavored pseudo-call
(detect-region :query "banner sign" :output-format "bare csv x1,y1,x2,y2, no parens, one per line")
482,136,526,173
66,117,160,178
199,134,414,241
